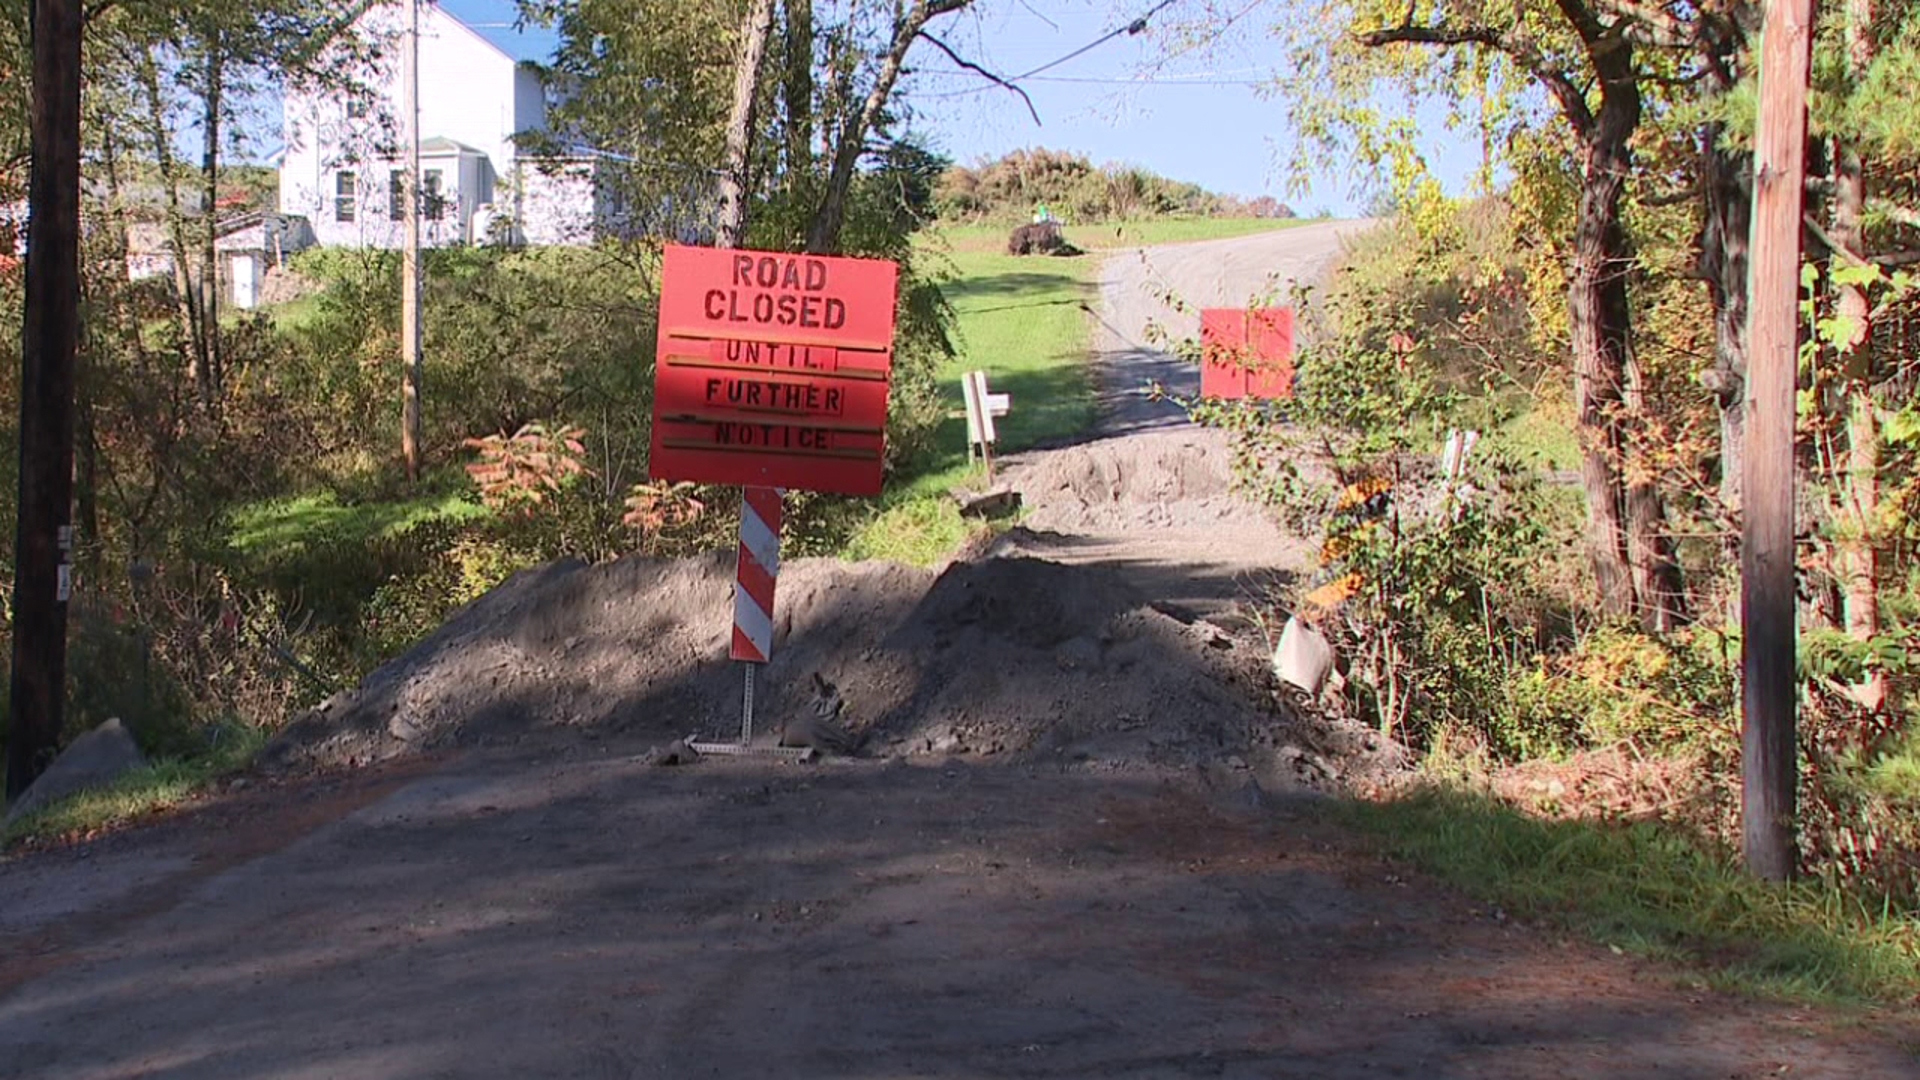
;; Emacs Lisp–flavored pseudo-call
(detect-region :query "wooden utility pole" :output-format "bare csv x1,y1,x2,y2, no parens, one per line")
1742,0,1817,881
6,0,83,803
399,0,424,483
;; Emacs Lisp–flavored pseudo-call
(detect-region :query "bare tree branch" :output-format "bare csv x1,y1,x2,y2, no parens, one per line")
807,0,977,252
1358,23,1595,137
919,32,1040,125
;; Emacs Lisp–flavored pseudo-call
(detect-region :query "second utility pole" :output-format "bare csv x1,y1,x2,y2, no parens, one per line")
1742,0,1818,882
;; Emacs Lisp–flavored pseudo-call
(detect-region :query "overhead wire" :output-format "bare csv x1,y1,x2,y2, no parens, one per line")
909,0,1261,104
1009,0,1180,81
914,70,1269,98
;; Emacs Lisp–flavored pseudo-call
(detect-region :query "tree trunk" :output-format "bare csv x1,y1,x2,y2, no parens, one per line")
1834,0,1883,710
1623,368,1686,629
134,51,208,405
1567,67,1684,630
1570,135,1636,619
1702,130,1751,523
716,0,776,248
806,1,970,254
9,0,84,801
199,37,223,403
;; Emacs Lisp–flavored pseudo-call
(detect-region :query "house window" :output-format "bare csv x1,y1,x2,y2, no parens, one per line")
424,169,446,221
334,171,356,222
346,95,370,120
389,170,405,221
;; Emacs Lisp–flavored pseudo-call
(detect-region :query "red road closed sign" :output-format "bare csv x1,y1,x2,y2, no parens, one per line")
1200,307,1295,400
649,245,900,496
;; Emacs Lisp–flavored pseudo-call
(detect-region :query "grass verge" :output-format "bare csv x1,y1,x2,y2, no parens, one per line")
228,487,486,558
1338,784,1920,1006
844,235,1108,562
3,723,267,849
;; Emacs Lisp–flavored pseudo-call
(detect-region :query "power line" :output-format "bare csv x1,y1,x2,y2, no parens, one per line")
1012,0,1179,81
911,0,1242,103
914,70,1268,98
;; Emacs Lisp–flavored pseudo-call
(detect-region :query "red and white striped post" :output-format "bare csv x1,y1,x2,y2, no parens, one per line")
731,485,783,741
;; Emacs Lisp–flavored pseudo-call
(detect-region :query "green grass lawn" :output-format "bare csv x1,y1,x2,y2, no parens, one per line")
932,248,1100,457
263,291,325,333
227,487,487,558
1340,786,1920,1006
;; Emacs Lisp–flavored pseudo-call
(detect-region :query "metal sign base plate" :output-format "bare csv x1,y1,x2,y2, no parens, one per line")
687,740,819,762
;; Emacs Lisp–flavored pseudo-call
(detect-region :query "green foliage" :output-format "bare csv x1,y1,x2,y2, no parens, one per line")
1319,463,1576,756
65,601,197,757
360,532,528,661
519,0,734,220
1510,628,1738,751
278,245,660,473
1851,729,1920,805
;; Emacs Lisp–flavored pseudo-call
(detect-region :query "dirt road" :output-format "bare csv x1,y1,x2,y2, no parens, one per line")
995,220,1372,623
1087,219,1375,434
1,227,1915,1078
6,754,1911,1079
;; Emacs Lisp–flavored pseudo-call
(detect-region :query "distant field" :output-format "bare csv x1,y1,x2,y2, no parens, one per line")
928,216,1310,255
935,249,1097,454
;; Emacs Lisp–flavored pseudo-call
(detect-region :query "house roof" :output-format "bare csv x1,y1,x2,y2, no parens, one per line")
420,136,485,156
425,2,535,66
340,2,527,65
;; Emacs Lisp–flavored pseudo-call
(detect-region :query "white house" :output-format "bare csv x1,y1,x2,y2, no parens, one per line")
279,1,613,248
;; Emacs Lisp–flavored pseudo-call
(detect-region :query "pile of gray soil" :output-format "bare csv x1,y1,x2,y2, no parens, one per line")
1001,428,1266,535
262,548,1404,791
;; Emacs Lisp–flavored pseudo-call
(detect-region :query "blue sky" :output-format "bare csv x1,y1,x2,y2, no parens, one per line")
440,0,1482,216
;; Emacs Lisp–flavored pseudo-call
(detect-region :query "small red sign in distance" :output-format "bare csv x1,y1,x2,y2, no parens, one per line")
649,245,900,496
1201,309,1251,400
1200,307,1295,401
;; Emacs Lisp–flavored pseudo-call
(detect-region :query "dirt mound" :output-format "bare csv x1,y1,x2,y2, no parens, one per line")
261,553,932,771
263,549,1402,790
855,557,1259,765
1003,429,1261,534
